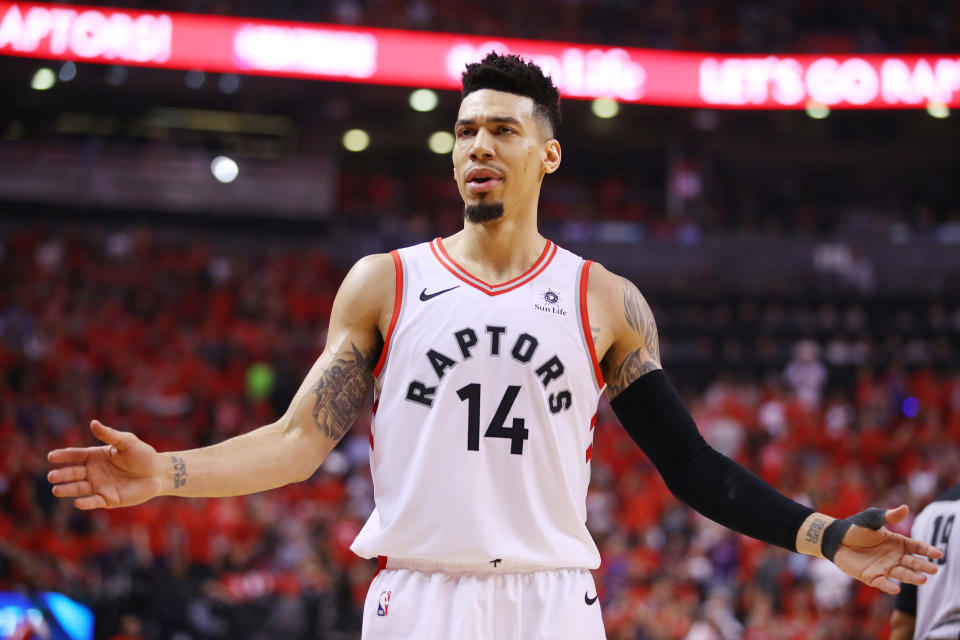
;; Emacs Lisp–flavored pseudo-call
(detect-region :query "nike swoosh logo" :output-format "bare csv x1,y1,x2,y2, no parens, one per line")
419,285,459,301
584,592,598,606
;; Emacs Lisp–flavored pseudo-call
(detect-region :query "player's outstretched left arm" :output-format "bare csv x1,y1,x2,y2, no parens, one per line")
586,263,940,593
48,253,394,508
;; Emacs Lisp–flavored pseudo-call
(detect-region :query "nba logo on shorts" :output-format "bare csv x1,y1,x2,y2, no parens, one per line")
377,590,391,616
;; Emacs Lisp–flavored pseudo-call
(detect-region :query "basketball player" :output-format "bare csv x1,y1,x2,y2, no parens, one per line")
48,53,941,639
889,481,960,640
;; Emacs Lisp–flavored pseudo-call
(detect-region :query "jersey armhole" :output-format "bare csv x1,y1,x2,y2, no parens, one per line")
576,260,604,391
373,250,404,378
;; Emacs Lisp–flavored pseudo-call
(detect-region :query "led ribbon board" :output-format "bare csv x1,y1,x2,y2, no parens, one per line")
1,1,958,109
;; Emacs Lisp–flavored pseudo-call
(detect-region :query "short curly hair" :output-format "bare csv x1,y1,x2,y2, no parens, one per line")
461,52,562,137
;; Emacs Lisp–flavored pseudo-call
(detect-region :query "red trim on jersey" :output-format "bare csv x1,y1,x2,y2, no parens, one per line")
428,238,557,296
590,413,598,431
369,431,374,450
372,399,379,415
579,261,604,388
435,236,551,288
373,250,403,377
585,444,593,463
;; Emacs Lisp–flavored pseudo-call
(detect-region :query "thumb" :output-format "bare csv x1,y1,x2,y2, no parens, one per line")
883,504,909,527
90,419,129,451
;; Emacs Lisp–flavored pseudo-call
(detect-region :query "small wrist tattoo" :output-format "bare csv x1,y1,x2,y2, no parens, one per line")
172,456,187,490
804,518,827,546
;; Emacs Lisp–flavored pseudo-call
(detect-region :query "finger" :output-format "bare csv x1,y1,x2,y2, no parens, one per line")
47,448,91,465
889,565,929,586
884,504,909,526
47,466,87,484
901,535,944,560
74,495,108,510
902,553,940,575
869,575,901,595
52,480,92,498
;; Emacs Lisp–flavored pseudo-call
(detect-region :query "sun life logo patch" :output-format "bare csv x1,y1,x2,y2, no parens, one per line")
535,288,568,316
377,590,391,616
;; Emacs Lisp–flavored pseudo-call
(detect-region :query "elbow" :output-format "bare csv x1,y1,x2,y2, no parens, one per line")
276,417,329,484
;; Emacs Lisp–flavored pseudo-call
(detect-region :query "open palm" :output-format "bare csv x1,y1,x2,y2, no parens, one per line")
47,420,163,510
833,505,942,594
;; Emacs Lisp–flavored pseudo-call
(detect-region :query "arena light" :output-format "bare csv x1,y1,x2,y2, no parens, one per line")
2,2,960,110
902,397,920,418
184,69,205,88
218,73,239,94
926,101,950,118
428,130,454,154
210,155,239,182
805,100,830,119
409,88,438,112
591,97,619,118
57,60,75,80
342,128,369,152
30,66,54,89
104,65,127,86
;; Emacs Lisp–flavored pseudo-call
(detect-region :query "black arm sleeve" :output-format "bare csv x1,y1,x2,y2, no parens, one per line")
609,370,814,552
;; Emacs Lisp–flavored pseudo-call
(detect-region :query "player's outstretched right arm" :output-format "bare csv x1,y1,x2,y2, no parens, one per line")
47,253,395,509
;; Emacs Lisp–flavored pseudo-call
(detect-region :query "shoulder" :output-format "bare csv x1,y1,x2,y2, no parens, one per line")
340,252,397,294
585,261,653,332
584,261,624,306
332,253,398,326
350,252,397,278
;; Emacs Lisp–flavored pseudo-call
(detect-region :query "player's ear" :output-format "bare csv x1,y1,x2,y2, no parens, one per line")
542,139,561,175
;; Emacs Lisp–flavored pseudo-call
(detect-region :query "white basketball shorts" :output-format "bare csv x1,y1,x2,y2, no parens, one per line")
362,561,607,640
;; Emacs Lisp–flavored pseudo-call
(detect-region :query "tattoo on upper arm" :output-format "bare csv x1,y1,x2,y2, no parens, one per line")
623,281,659,361
172,456,187,489
311,342,379,442
590,325,601,350
606,280,661,399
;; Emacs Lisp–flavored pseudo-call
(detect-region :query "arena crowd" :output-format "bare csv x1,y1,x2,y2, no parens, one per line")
1,223,957,639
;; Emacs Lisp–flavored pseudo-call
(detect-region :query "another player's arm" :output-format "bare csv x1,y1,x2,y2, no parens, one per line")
586,263,941,593
888,573,918,640
888,610,916,640
48,253,394,507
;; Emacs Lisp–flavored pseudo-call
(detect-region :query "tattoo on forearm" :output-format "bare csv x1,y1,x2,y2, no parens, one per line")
311,342,379,442
606,281,661,398
804,518,827,546
172,456,187,489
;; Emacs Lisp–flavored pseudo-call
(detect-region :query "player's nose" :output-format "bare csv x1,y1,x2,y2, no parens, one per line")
468,128,495,161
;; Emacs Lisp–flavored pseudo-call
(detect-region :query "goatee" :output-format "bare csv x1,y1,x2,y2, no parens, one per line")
464,202,505,223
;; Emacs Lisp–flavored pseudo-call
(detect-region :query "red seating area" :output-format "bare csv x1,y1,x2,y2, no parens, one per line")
2,223,958,639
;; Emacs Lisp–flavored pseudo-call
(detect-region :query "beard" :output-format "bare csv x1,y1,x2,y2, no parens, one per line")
464,201,504,223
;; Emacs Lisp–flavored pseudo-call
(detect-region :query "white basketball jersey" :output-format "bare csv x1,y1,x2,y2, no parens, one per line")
910,483,960,640
351,237,606,569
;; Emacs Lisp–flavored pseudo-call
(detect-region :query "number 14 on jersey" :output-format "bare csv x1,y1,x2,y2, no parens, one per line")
456,383,529,455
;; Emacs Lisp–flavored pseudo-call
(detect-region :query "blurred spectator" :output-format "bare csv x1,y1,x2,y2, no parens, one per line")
784,340,828,407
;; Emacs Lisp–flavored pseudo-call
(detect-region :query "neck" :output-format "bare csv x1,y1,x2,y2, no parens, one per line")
445,205,546,284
